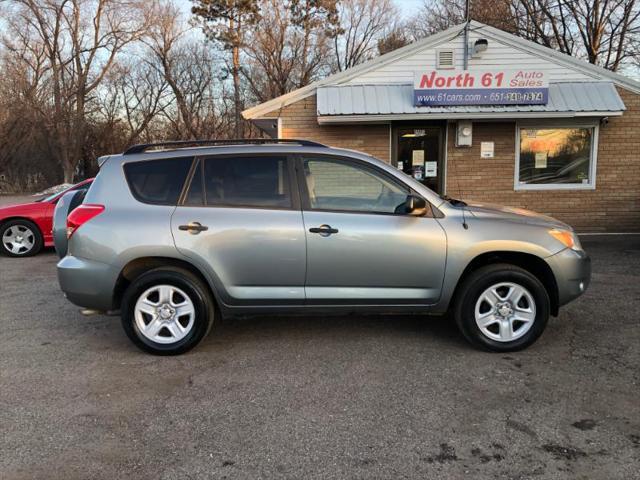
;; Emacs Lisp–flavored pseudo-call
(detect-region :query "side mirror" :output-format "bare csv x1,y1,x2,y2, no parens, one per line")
405,194,428,216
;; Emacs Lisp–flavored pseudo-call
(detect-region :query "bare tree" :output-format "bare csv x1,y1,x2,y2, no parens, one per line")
332,0,399,71
96,58,171,146
160,40,229,139
4,0,148,182
0,30,57,191
242,0,335,103
408,0,516,38
512,0,640,71
144,1,202,139
377,27,411,56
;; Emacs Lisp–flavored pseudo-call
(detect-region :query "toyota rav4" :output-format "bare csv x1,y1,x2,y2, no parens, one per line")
54,139,590,355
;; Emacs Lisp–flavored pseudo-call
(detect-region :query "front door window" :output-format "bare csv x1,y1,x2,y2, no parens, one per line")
302,157,409,214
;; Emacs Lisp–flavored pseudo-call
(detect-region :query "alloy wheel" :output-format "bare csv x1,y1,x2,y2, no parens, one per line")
474,282,536,342
2,225,35,255
134,284,196,344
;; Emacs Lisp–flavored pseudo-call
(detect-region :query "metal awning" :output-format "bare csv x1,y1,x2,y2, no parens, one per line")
316,81,625,123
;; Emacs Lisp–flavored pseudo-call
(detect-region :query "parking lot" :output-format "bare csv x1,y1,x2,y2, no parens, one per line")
0,232,638,479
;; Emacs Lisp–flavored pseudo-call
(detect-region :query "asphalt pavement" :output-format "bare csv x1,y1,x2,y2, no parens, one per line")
0,234,638,479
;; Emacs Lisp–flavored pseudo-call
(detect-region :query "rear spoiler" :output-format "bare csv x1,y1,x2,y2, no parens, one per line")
97,155,114,168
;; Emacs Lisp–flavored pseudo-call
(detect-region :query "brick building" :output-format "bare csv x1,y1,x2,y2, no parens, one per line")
243,21,640,232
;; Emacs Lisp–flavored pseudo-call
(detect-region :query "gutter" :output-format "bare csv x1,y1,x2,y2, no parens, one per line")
317,111,623,124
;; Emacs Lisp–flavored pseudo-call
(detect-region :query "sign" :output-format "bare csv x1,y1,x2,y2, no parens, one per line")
480,142,494,158
414,69,548,106
535,152,548,168
425,161,437,177
412,150,425,165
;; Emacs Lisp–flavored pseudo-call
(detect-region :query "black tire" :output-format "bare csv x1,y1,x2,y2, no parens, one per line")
121,267,215,355
0,219,44,257
453,264,550,352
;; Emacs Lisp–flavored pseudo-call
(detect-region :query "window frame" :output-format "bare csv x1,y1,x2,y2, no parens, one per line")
294,153,433,218
514,121,599,191
178,153,300,211
123,156,195,206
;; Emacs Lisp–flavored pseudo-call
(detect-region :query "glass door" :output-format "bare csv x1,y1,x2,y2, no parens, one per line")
394,126,444,194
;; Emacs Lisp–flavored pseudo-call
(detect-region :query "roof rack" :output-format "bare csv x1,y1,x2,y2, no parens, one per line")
123,138,327,155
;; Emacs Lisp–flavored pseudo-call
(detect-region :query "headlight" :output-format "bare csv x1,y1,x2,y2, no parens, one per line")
549,229,582,251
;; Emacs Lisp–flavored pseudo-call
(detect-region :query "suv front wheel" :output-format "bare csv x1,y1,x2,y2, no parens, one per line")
121,267,215,355
454,264,550,352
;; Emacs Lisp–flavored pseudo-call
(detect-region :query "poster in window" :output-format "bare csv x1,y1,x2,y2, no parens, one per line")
412,150,425,166
425,161,437,177
534,152,547,169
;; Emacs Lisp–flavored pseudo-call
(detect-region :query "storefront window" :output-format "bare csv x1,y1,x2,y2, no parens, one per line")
516,126,596,189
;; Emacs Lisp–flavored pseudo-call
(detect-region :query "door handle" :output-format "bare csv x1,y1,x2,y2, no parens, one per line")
178,222,208,234
309,224,339,237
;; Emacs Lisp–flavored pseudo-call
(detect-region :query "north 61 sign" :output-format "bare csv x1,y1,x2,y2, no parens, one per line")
413,69,549,106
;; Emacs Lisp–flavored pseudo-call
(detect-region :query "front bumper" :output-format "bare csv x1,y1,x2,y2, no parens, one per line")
57,255,118,311
546,247,591,307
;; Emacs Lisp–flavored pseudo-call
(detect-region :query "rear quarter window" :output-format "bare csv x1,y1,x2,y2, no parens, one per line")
124,157,193,205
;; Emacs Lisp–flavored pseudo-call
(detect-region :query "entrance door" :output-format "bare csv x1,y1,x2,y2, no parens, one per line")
298,153,447,305
394,125,445,194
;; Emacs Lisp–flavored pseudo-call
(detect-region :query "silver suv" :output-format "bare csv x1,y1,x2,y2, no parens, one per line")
55,139,590,355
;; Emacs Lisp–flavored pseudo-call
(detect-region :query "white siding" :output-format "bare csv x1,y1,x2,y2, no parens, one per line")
345,27,595,85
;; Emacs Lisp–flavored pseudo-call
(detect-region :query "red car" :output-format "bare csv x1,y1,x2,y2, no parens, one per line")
0,178,93,257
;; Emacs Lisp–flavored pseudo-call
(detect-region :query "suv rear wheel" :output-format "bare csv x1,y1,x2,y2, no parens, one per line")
121,267,215,355
454,264,550,352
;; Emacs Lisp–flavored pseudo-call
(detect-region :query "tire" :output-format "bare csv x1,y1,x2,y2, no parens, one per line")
0,219,44,257
121,267,215,355
453,264,550,352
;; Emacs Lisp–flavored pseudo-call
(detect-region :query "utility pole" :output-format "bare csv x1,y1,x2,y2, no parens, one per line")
463,0,470,70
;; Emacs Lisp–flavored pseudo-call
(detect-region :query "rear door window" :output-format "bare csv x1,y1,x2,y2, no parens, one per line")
202,155,291,208
124,157,193,205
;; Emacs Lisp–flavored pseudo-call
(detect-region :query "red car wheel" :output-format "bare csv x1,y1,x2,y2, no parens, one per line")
0,219,44,257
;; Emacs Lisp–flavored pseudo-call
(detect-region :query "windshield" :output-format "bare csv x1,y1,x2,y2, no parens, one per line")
38,182,89,202
39,186,73,203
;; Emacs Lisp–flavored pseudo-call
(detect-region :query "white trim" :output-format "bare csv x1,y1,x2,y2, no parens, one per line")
277,117,283,138
318,111,622,124
513,121,599,191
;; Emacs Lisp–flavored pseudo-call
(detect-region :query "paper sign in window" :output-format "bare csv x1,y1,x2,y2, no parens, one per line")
425,161,437,177
412,150,425,166
534,152,548,169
